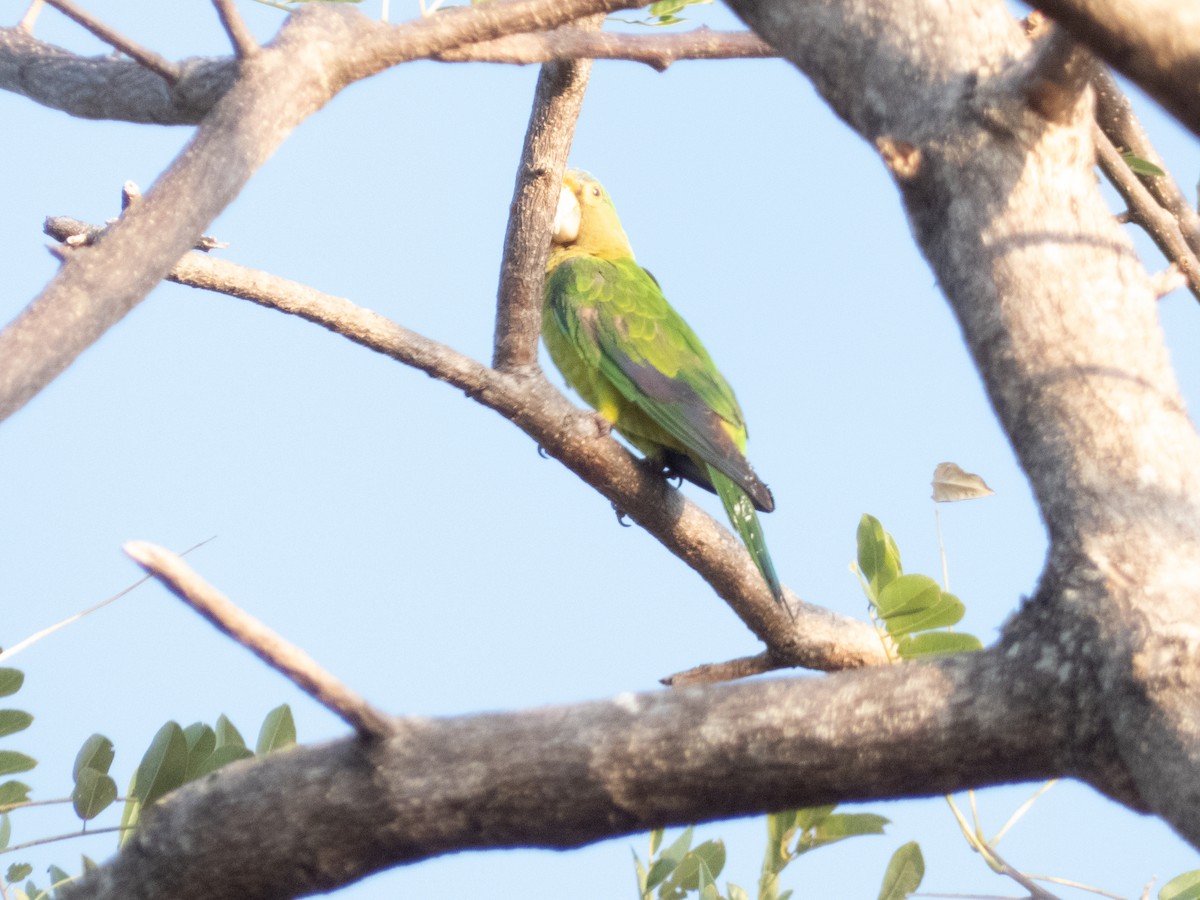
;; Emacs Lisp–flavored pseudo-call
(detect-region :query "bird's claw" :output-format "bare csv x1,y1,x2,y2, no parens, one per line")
611,502,632,527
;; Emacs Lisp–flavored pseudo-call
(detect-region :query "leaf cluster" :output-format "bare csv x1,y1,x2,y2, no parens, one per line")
856,515,982,659
0,664,295,900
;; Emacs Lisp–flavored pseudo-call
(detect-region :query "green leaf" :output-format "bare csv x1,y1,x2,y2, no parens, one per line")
192,743,254,779
25,879,48,900
0,711,32,739
6,864,31,884
118,771,140,848
884,592,965,637
659,840,726,898
183,724,217,781
255,705,296,755
0,752,36,777
0,813,10,849
646,827,693,891
46,865,71,892
878,841,924,900
1122,151,1166,178
0,670,23,699
897,632,983,658
792,805,833,831
72,768,118,821
727,884,749,900
1160,869,1200,900
73,735,114,780
0,782,31,807
807,813,889,850
697,858,720,900
875,575,942,620
633,850,648,896
215,715,246,750
132,722,187,808
856,516,902,597
649,828,664,857
81,856,98,874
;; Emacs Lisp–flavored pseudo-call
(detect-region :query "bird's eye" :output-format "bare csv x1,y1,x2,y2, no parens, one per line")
590,186,601,197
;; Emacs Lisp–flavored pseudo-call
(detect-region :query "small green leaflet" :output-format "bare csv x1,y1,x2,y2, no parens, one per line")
1122,151,1166,178
73,768,118,821
878,841,924,900
255,705,297,755
0,670,23,698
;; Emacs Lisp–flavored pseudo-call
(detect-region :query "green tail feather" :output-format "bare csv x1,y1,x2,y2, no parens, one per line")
710,468,785,607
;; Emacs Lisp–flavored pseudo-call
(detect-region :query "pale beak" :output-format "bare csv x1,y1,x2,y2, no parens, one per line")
551,185,581,244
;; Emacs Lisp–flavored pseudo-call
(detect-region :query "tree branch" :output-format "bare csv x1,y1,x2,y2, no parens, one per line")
1093,122,1200,301
493,16,602,371
37,210,887,672
438,27,775,70
727,0,1200,846
211,0,258,59
124,542,394,740
41,0,181,83
1031,0,1200,140
0,26,771,126
0,0,643,424
61,647,1063,900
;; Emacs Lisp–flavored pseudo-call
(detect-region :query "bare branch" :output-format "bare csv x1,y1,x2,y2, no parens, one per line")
212,0,258,59
661,651,786,686
439,27,775,70
1091,66,1200,261
1018,25,1093,124
1093,123,1200,301
41,0,181,83
1032,0,1200,140
124,541,394,740
63,647,1063,900
493,16,602,371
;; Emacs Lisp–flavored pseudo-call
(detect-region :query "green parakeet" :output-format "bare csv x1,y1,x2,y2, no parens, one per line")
543,169,784,606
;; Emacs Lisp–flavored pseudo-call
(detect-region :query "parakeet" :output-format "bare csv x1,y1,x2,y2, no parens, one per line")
543,169,784,607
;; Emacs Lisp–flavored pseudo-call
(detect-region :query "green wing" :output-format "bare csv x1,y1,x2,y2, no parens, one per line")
545,255,773,513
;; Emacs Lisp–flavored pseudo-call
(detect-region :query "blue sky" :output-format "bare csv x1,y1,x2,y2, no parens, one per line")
1,0,1197,896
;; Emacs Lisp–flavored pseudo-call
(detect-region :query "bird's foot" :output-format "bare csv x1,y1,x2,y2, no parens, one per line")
611,502,633,527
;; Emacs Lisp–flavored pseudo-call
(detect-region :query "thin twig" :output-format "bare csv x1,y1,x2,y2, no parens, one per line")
212,0,258,59
661,651,784,686
40,0,181,83
492,16,603,371
0,826,126,856
0,536,216,663
123,541,395,740
1091,66,1200,259
1093,123,1200,302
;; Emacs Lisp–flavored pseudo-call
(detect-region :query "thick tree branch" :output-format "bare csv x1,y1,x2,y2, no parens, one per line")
1031,0,1200,140
728,0,1200,847
62,646,1063,900
493,16,602,371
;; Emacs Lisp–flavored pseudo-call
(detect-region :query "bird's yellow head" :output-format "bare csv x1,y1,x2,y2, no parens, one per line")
550,169,633,260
